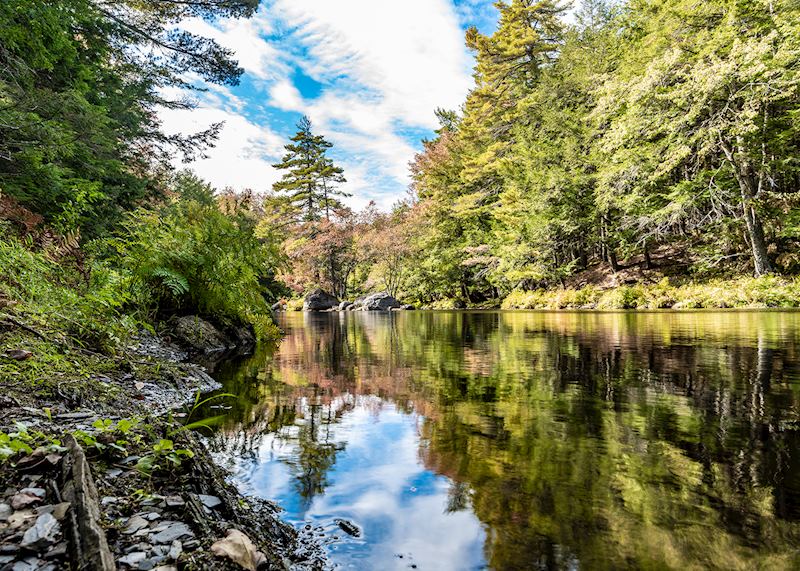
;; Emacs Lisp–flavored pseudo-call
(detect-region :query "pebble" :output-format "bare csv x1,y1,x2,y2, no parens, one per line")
7,510,36,530
105,468,124,479
197,494,221,509
12,556,41,571
168,540,182,560
150,522,193,544
100,496,119,506
35,502,70,520
123,515,150,535
164,496,184,508
10,488,46,510
21,512,60,550
139,512,162,521
119,551,147,567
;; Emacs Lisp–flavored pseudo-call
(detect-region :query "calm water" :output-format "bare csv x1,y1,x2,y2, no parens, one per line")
200,311,800,570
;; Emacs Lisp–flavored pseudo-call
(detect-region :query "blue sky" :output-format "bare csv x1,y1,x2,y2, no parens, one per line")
159,0,507,210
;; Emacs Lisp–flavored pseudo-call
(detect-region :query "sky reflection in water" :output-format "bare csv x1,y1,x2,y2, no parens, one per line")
200,311,800,570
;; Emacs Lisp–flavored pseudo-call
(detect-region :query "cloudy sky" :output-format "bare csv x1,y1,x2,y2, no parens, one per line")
159,1,505,210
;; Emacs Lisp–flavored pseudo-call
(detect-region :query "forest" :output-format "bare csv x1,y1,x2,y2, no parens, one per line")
3,0,800,344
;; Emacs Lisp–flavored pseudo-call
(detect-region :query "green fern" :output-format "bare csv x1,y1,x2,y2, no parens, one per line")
151,268,189,296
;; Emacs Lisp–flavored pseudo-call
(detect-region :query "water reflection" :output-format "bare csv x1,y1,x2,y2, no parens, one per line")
200,311,800,570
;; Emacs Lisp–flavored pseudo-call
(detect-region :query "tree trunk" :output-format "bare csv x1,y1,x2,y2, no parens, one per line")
721,138,773,276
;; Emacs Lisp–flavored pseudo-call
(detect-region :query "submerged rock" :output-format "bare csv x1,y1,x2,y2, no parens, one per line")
303,289,340,312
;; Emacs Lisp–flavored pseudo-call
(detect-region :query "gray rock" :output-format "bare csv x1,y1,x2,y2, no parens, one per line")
303,289,340,311
119,552,148,567
271,301,285,311
402,304,416,310
43,542,67,559
35,502,70,520
100,496,119,506
20,513,60,550
338,301,353,311
0,555,14,565
164,496,184,508
0,502,11,521
123,515,150,535
138,556,165,570
354,292,403,311
150,522,193,544
171,316,232,354
197,494,221,510
139,511,161,521
12,557,41,571
168,540,182,560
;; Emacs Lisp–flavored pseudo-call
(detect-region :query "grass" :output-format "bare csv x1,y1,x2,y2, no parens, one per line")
501,276,800,310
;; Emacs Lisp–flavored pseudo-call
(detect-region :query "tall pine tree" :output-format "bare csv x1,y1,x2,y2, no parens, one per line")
272,116,349,222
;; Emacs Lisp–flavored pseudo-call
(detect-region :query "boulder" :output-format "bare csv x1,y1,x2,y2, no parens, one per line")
171,316,231,354
402,304,416,311
338,301,353,311
354,292,402,311
303,289,340,312
271,301,285,312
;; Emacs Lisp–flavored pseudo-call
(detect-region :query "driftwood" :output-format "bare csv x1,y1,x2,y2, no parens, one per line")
60,434,116,571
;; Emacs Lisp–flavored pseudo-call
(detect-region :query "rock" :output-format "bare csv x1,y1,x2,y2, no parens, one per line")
21,513,60,550
197,494,221,510
229,325,255,350
35,502,70,520
334,518,362,537
43,542,67,559
12,557,41,571
271,301,285,311
354,292,403,311
164,496,184,508
168,540,182,560
0,502,11,521
11,488,46,510
150,522,193,544
124,515,150,535
7,509,36,529
0,555,13,565
338,301,353,311
303,289,340,312
171,316,232,354
402,304,416,310
119,552,148,567
210,529,266,571
138,557,165,570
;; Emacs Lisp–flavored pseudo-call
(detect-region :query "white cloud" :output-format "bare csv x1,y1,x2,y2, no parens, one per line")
162,1,478,210
160,106,285,191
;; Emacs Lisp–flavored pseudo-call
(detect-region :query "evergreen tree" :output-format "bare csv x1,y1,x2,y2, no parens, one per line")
272,116,349,222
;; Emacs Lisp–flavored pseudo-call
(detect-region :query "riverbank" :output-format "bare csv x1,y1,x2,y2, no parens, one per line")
0,317,317,570
500,276,800,310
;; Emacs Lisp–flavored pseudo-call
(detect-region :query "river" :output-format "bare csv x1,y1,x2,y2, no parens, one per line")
197,311,800,570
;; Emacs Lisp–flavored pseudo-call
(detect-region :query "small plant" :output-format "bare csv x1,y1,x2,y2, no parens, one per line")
135,439,194,475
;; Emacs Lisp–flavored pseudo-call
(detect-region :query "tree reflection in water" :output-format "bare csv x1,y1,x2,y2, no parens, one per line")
198,311,800,570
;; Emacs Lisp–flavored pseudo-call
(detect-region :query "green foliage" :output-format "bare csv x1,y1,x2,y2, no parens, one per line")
135,439,194,476
273,116,350,223
110,172,280,340
0,234,134,351
400,0,800,305
0,0,255,235
502,277,800,310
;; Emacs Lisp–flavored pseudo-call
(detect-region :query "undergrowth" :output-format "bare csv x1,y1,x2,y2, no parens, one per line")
501,277,800,310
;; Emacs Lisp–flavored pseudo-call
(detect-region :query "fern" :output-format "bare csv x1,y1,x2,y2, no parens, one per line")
151,268,189,296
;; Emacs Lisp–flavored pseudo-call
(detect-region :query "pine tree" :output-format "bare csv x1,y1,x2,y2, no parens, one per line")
272,117,349,222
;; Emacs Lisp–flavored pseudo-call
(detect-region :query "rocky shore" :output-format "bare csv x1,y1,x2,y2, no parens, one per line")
0,315,322,570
